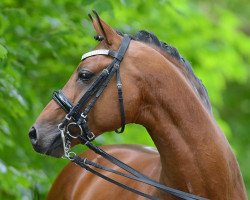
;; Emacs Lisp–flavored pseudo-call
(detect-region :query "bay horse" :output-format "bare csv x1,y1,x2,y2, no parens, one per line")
29,12,247,200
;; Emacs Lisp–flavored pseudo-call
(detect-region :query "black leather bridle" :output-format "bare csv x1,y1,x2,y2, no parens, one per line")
52,35,208,200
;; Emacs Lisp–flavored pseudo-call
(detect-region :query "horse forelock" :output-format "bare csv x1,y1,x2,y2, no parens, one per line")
117,30,212,114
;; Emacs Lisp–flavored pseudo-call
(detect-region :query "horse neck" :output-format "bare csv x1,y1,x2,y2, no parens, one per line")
135,56,246,199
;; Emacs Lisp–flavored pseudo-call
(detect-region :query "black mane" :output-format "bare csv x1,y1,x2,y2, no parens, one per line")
118,30,212,113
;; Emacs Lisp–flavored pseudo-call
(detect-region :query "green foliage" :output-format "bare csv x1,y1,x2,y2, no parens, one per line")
0,44,7,60
0,0,249,199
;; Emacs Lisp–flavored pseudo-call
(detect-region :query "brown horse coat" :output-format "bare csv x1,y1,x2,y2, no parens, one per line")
29,13,247,200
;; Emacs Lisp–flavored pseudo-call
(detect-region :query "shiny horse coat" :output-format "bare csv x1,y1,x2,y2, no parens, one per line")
29,12,247,200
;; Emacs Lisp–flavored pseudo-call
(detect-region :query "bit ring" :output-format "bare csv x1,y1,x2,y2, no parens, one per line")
66,122,83,139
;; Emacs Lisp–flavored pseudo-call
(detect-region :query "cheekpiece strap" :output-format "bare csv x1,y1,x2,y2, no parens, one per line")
114,35,131,62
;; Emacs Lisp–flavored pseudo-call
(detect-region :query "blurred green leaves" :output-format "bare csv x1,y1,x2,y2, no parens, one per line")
0,44,7,60
0,0,249,199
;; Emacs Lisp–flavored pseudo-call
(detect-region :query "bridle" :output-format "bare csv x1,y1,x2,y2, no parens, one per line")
53,35,130,156
52,35,208,200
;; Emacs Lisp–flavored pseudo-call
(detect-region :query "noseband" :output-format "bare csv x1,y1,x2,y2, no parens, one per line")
51,35,207,200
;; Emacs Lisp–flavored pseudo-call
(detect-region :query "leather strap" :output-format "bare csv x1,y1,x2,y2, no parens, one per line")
77,135,208,200
52,90,73,113
81,49,116,61
73,156,160,200
79,135,151,180
115,65,126,133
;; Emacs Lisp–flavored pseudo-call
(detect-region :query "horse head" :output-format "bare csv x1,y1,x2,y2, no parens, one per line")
29,12,151,157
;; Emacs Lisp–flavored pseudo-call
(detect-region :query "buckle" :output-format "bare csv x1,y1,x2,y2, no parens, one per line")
103,68,109,75
117,83,122,89
65,114,72,121
87,132,95,141
78,113,87,124
81,113,87,119
114,63,119,69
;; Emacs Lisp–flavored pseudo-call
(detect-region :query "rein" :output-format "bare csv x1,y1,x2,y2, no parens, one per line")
52,35,208,200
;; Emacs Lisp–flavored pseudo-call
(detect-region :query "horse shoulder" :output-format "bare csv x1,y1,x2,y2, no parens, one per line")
46,144,161,200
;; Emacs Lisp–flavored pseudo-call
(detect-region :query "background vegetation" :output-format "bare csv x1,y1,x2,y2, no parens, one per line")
0,0,249,199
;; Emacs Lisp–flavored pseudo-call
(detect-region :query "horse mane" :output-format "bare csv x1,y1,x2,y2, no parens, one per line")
117,30,212,114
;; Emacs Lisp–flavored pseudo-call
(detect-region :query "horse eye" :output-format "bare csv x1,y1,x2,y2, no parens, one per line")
78,70,94,81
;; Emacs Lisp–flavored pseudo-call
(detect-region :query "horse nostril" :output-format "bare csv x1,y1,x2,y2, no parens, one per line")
29,126,38,145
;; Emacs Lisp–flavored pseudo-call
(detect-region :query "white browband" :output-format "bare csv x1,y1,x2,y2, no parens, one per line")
81,49,113,61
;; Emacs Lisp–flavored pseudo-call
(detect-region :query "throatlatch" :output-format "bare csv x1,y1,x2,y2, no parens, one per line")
52,35,208,200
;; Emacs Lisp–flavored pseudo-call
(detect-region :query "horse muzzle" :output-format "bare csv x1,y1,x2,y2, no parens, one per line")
28,124,64,158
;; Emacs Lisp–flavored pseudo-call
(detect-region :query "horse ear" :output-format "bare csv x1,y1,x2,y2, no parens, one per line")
89,11,122,47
